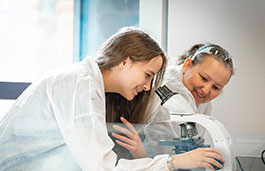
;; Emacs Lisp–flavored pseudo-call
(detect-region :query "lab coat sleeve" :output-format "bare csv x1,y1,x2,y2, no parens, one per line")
46,70,117,171
46,66,170,171
116,154,169,171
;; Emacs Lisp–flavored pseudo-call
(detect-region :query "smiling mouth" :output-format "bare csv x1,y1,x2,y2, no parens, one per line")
195,90,205,99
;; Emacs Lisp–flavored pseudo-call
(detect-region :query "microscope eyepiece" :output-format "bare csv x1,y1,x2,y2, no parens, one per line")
155,85,176,105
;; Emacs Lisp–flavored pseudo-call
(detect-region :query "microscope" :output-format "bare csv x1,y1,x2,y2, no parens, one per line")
155,85,236,171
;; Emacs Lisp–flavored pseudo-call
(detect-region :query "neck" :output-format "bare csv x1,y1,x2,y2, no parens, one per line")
100,68,119,93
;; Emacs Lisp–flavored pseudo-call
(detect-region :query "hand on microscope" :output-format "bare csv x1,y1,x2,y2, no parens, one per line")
170,147,225,170
112,117,146,159
111,117,225,170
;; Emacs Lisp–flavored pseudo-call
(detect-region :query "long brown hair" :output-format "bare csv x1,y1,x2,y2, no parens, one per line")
97,27,167,124
97,27,167,161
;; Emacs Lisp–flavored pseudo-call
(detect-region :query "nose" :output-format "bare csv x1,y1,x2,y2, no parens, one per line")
202,83,211,95
143,80,152,91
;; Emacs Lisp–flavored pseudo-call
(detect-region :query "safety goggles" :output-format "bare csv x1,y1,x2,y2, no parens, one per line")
191,44,232,63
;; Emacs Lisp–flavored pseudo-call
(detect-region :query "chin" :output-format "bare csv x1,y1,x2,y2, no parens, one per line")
122,94,135,101
194,99,200,105
127,96,135,101
197,100,207,105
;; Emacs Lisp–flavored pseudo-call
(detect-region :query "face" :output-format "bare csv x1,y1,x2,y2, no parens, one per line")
182,56,231,105
118,56,163,101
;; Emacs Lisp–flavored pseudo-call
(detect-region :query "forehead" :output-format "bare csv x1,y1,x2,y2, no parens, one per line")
193,56,231,85
138,55,163,73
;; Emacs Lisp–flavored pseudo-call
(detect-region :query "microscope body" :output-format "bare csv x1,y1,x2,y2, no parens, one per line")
156,85,236,171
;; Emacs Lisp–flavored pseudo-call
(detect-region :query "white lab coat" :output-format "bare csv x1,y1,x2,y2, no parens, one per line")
0,57,169,171
144,64,212,157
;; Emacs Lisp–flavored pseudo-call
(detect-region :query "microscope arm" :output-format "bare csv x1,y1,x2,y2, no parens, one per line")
170,114,236,171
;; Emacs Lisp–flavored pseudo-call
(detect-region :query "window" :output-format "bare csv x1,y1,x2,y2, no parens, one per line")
74,0,139,61
0,0,139,81
0,0,74,82
0,0,74,115
0,0,139,114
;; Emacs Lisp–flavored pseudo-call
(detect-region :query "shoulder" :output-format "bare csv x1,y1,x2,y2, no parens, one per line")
44,57,104,101
45,57,102,86
163,65,184,91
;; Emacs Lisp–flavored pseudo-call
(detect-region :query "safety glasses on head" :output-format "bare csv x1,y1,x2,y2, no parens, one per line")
191,44,232,64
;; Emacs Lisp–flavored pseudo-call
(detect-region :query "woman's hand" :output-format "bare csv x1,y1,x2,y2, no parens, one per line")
112,117,146,159
171,148,225,170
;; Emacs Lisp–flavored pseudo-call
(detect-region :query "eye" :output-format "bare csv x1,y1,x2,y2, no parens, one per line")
213,85,220,91
145,73,151,79
200,75,207,82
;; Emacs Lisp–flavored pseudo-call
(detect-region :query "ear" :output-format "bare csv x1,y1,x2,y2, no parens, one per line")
182,58,192,74
119,56,131,68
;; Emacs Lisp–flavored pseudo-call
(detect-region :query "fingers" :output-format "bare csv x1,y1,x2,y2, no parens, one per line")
111,117,146,159
115,139,136,152
111,128,136,154
203,156,223,169
203,148,225,163
112,124,135,140
200,161,215,170
111,117,138,147
120,117,138,134
111,132,134,146
199,148,225,169
204,147,223,157
112,117,139,140
179,148,224,170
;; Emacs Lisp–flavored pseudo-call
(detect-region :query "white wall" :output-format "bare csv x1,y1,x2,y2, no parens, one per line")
140,0,265,157
167,0,265,157
139,0,168,51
